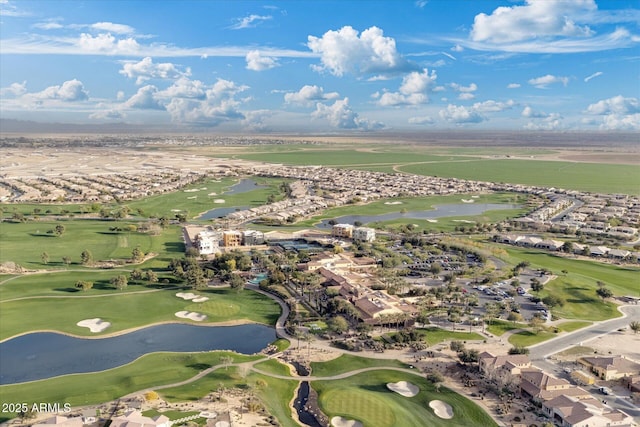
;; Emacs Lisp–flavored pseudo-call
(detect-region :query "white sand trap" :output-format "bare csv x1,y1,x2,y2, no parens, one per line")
184,189,199,193
429,400,454,419
471,195,479,198
461,199,475,203
175,311,207,321
386,381,419,397
176,292,198,300
199,411,217,419
171,209,182,212
452,219,476,223
384,201,403,205
426,219,438,223
192,296,209,303
213,199,225,204
331,416,363,427
187,196,197,199
77,318,111,333
208,192,218,196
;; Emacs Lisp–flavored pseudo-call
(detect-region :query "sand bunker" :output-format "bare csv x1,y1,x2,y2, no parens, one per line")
176,292,209,303
429,400,454,419
331,417,363,427
213,199,225,204
386,381,419,397
208,192,218,196
384,201,403,205
176,292,197,300
452,219,476,223
426,219,438,223
461,199,475,203
77,318,111,333
175,311,207,321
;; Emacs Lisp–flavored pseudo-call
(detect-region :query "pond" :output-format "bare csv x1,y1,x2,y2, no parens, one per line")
224,178,267,195
198,206,249,220
316,203,520,228
0,323,275,385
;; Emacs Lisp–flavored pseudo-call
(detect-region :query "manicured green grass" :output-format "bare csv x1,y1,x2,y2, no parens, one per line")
417,327,484,346
0,270,179,301
0,288,280,340
313,370,497,427
310,354,409,378
555,321,592,333
400,159,640,195
0,220,183,270
253,358,293,377
485,319,528,336
126,176,285,220
508,330,556,347
0,351,262,415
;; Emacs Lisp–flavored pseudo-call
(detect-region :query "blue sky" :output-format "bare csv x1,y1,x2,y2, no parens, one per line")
1,0,639,132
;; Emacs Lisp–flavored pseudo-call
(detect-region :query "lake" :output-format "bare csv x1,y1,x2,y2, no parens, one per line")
0,323,275,385
198,178,266,219
316,203,520,228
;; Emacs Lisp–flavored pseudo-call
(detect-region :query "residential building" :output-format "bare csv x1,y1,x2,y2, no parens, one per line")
33,416,84,427
353,226,376,242
520,368,590,401
242,229,265,245
194,230,221,255
578,356,640,380
542,395,634,427
109,409,170,427
332,223,354,238
479,351,531,377
222,230,242,247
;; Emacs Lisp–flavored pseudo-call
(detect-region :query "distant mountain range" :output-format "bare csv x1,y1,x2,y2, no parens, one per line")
0,118,170,134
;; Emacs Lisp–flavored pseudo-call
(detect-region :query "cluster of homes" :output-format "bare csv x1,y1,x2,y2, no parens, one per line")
479,352,638,427
496,234,640,263
31,409,176,427
184,226,266,255
517,194,639,241
0,171,209,203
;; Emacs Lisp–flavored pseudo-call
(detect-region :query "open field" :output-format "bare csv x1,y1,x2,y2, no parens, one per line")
0,220,184,270
313,370,497,427
310,354,409,378
0,288,281,341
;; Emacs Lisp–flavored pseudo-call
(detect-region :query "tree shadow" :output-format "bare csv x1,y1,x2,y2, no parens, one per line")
187,363,212,371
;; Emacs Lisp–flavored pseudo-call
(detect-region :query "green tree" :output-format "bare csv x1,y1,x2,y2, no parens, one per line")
328,315,349,334
450,340,465,352
54,224,66,236
229,272,245,293
186,262,207,290
131,246,144,263
80,249,93,265
75,280,94,291
62,256,72,267
629,321,640,334
542,295,565,307
530,278,544,293
41,251,50,265
111,275,128,290
145,270,158,283
596,282,613,300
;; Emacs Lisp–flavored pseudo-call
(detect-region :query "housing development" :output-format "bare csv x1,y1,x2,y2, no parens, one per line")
0,133,639,427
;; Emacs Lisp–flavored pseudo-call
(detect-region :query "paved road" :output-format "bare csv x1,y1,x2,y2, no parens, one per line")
529,305,640,361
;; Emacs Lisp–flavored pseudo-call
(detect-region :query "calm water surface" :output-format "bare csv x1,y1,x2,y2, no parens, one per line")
0,323,275,385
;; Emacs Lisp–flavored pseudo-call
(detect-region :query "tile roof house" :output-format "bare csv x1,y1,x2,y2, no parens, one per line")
542,395,634,427
109,409,170,427
578,356,640,380
479,351,532,377
520,368,591,402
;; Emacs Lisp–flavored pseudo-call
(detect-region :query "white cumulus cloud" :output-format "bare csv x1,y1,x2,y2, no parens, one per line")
120,57,190,84
36,79,89,101
471,0,596,44
0,81,27,97
157,77,206,99
312,98,384,130
528,74,569,88
377,68,437,106
439,104,485,124
584,95,640,130
307,26,415,77
507,83,521,89
91,22,135,34
284,85,339,105
77,32,139,54
245,50,279,71
123,85,164,110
